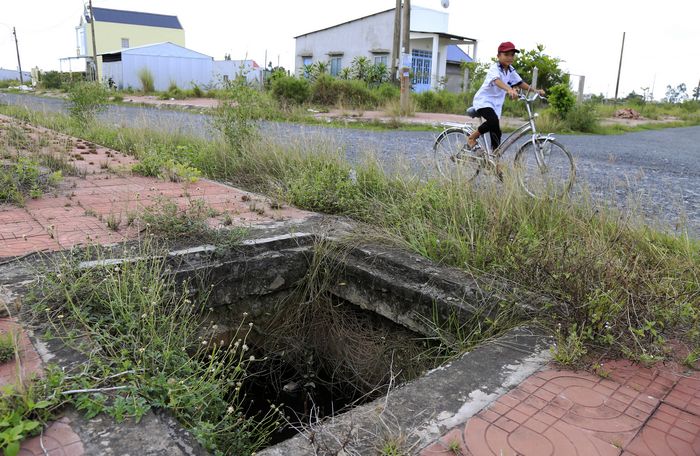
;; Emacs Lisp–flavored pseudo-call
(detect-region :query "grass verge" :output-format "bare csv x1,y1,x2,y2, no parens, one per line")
1,104,698,367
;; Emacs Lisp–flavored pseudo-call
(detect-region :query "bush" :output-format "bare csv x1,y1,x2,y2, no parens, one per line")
413,90,464,113
549,83,576,119
565,102,599,132
0,79,20,89
137,68,155,93
271,75,310,105
310,74,341,105
335,79,377,108
372,83,400,105
38,71,84,90
67,81,109,125
211,82,266,155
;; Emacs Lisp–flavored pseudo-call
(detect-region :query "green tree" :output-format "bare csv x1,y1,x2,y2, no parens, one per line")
350,56,371,82
665,83,688,103
514,44,568,92
548,83,576,119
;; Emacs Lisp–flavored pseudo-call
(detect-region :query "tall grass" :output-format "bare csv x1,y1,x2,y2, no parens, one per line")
137,68,155,93
2,104,699,364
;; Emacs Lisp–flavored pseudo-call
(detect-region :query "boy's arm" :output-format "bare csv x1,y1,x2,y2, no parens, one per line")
494,78,519,99
515,81,545,96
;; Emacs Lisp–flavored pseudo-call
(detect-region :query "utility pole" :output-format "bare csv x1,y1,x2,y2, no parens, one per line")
614,31,625,100
12,27,23,85
399,0,411,115
391,0,401,82
88,0,99,81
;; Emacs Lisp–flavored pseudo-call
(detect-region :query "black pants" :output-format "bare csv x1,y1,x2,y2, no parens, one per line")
476,107,502,150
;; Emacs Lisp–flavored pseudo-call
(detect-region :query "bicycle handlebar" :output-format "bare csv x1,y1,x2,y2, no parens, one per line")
518,91,546,102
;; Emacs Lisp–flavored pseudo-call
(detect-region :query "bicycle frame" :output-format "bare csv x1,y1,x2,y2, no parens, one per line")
470,93,551,167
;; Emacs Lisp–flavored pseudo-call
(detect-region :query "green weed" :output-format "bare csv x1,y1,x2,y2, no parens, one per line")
31,241,281,454
0,330,17,364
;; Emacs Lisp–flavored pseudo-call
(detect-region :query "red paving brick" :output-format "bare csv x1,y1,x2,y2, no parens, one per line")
0,118,312,259
0,318,43,388
622,404,700,455
18,417,84,456
420,361,700,456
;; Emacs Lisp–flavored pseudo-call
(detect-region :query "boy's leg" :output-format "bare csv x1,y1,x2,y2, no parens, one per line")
476,108,502,149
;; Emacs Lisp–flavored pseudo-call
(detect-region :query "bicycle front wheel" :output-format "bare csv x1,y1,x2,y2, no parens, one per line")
514,138,575,198
433,128,481,181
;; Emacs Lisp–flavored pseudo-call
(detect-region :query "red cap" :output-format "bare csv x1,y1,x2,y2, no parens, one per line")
497,42,520,53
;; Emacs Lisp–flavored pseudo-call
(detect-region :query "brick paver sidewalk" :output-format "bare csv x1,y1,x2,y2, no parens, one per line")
1,114,313,455
421,360,700,455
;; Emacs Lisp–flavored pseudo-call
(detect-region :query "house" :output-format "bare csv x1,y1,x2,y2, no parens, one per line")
75,6,185,80
100,42,212,91
100,43,263,91
0,68,31,82
294,5,477,93
213,60,263,86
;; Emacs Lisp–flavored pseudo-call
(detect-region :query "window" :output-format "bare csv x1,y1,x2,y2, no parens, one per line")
374,55,388,66
121,38,129,49
302,56,313,78
330,56,342,76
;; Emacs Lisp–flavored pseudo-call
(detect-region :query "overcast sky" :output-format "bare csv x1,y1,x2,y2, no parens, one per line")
1,0,698,100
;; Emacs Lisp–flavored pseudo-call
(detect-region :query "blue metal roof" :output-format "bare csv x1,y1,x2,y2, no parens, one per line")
446,45,473,63
90,7,182,30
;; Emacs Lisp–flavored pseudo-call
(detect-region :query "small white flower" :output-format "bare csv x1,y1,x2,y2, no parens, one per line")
201,340,208,345
249,355,255,361
242,344,249,351
227,406,234,414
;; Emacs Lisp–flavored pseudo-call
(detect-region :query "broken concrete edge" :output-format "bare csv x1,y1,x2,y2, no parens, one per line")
259,325,554,456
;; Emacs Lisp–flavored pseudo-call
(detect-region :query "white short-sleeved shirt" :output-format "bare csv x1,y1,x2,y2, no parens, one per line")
472,62,523,117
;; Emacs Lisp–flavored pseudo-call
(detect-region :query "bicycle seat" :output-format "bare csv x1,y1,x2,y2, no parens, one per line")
466,107,479,118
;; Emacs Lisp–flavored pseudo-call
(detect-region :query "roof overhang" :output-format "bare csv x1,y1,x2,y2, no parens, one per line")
411,31,477,44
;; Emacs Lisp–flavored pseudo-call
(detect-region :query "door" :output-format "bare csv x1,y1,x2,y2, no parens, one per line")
411,49,432,93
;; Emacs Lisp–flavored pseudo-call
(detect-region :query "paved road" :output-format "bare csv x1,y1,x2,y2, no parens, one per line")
2,93,699,236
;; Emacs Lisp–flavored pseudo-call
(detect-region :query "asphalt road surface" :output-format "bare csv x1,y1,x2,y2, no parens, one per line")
2,93,699,237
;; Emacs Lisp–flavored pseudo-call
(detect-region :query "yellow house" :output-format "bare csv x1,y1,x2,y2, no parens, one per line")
76,6,185,80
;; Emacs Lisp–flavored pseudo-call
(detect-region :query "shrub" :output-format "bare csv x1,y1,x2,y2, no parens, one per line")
335,79,377,108
66,81,109,126
548,83,576,119
271,75,310,105
211,81,263,155
565,102,599,132
414,90,463,113
0,79,20,89
372,83,399,105
310,74,340,105
137,68,155,93
39,71,64,90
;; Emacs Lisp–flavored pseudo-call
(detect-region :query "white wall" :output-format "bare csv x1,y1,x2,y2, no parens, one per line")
411,6,448,33
121,54,213,91
295,10,395,75
213,60,262,86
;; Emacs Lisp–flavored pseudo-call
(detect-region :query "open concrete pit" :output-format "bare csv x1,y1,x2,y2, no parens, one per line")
0,221,553,455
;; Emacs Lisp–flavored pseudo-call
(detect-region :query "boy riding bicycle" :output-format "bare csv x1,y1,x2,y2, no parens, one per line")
467,41,545,151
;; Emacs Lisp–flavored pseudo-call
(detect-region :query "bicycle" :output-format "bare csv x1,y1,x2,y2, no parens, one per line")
433,92,575,198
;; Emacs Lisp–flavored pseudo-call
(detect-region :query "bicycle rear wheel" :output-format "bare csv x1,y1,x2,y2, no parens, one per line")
514,138,575,198
433,128,481,181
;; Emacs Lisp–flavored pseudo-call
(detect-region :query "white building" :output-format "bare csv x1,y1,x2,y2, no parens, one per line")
101,42,213,91
100,43,263,91
294,5,476,93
